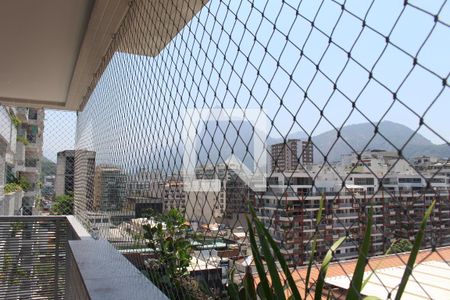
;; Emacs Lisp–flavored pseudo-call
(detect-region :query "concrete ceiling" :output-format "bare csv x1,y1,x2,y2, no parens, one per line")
0,0,208,111
0,0,96,110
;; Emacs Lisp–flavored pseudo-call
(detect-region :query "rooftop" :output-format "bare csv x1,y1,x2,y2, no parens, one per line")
284,247,450,299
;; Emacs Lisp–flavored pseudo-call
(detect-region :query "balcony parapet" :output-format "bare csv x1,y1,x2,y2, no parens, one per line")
66,239,169,300
0,215,168,299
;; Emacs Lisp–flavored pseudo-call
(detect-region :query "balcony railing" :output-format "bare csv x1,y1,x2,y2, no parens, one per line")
0,216,167,299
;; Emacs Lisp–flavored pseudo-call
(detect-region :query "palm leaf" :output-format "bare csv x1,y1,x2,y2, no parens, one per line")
228,282,241,300
346,206,373,300
305,196,324,299
246,215,273,300
394,200,435,300
361,240,397,290
244,267,257,300
250,206,302,300
314,236,346,300
254,218,286,300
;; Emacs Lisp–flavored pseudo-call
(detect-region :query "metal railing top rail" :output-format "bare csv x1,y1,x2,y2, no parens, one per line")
0,216,67,221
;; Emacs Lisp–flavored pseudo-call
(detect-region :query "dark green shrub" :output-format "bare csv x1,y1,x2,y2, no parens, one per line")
51,194,74,215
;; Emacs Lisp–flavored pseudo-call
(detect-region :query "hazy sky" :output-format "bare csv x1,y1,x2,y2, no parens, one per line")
43,110,76,162
44,0,449,163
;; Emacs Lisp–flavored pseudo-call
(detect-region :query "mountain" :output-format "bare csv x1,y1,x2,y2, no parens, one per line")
197,120,449,165
40,156,56,181
310,121,449,162
148,120,449,171
197,120,256,169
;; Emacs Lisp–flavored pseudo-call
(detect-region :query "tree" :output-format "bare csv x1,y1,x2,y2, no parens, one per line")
389,239,413,254
51,194,74,215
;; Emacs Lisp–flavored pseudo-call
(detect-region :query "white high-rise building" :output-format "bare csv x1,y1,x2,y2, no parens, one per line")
0,106,44,215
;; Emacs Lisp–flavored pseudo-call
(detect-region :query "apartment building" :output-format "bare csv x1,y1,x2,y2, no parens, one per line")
41,175,56,199
0,106,19,215
16,107,44,213
0,106,44,215
185,188,226,225
258,149,450,265
73,150,96,215
415,156,450,181
55,150,75,196
163,177,186,212
126,169,164,214
196,160,255,217
271,139,313,172
93,165,127,211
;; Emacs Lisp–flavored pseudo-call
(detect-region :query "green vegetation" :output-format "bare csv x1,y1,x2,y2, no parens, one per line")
17,176,31,191
230,200,436,300
51,194,74,215
394,201,435,300
6,174,31,192
35,195,43,210
9,113,21,128
143,209,192,296
141,209,212,300
16,135,29,145
4,183,22,194
40,156,56,181
389,239,413,254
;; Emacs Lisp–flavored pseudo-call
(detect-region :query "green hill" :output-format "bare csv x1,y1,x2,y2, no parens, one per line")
40,156,56,181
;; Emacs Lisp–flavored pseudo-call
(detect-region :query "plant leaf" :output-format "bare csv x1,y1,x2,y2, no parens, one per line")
361,239,397,290
244,269,257,300
304,239,317,299
346,206,373,300
305,196,324,299
246,215,273,300
394,200,435,300
316,196,324,226
228,269,241,300
254,218,286,300
249,206,302,300
257,282,267,299
314,236,346,300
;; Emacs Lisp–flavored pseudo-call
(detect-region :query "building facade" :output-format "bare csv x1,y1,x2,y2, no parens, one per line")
55,150,75,196
258,149,450,265
126,169,164,214
271,139,313,172
73,150,96,215
0,106,44,215
17,107,44,213
93,165,127,211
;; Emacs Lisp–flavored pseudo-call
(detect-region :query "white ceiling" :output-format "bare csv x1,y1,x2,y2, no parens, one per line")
0,0,129,110
0,0,208,111
0,0,93,106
